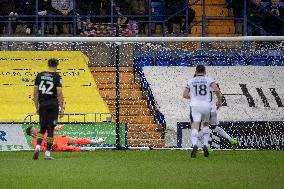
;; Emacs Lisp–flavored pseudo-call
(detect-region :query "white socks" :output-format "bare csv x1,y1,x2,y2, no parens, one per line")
215,126,232,141
45,150,51,157
191,129,199,147
201,127,211,147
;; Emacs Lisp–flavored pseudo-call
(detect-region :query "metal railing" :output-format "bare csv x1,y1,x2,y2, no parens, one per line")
1,1,283,36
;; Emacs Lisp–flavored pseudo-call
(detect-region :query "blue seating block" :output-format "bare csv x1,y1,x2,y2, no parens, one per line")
175,57,191,66
249,58,267,66
267,59,284,66
135,56,154,73
231,59,247,66
191,58,211,66
212,59,231,66
156,56,174,66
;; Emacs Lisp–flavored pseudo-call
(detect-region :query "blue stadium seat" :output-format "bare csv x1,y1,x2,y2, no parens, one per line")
156,56,174,66
231,59,247,66
151,1,164,21
267,59,284,66
249,58,267,66
175,56,191,66
135,56,154,73
191,58,211,66
260,2,270,7
211,59,231,66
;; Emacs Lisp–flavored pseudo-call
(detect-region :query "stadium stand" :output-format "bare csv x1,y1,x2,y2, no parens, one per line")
90,67,165,147
0,51,110,122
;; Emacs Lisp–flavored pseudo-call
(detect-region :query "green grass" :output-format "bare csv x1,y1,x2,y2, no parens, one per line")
0,150,283,189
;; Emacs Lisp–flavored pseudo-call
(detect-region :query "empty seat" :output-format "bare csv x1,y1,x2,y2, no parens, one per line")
212,59,231,66
231,59,247,66
249,58,267,66
191,58,211,66
156,56,174,66
267,59,284,66
175,56,191,66
135,56,154,73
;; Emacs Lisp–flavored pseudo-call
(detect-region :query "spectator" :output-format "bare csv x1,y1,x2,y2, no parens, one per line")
51,0,73,34
248,0,266,35
15,0,35,35
164,0,195,34
263,0,284,35
39,0,54,35
127,0,148,34
0,0,17,35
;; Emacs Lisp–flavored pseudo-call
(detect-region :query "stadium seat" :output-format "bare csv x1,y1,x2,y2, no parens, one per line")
267,58,284,66
156,56,174,66
231,59,247,66
175,56,191,66
135,56,154,73
249,57,267,66
211,59,231,66
151,1,164,21
260,2,270,7
191,57,211,66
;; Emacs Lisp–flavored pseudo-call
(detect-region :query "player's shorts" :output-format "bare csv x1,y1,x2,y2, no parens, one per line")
190,105,211,123
210,111,218,125
39,103,59,129
52,135,69,151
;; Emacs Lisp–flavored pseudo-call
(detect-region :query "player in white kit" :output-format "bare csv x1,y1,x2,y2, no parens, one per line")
183,65,222,158
205,87,237,151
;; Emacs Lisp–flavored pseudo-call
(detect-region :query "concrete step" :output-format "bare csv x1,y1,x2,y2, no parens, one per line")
128,124,158,132
110,108,151,116
128,131,162,139
100,90,143,100
96,83,141,90
120,116,155,124
127,139,165,147
192,5,229,17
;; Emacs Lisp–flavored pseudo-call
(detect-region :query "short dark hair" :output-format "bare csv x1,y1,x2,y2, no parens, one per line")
196,65,206,73
48,58,59,67
26,126,33,136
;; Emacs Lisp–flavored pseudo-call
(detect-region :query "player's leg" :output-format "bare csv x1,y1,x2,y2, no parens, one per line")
44,105,59,160
200,107,211,157
210,112,237,150
33,106,47,160
68,137,105,145
190,106,201,158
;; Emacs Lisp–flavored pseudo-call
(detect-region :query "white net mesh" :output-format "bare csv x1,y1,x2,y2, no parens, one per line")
0,37,284,149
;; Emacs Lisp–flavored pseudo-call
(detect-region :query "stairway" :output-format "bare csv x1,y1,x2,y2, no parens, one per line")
90,67,165,147
190,0,241,37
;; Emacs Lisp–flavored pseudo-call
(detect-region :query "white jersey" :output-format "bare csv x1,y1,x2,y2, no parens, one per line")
187,76,215,107
210,89,217,112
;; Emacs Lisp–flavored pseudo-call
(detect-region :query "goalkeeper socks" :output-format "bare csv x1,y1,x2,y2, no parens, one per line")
36,133,44,146
201,127,211,147
45,150,51,157
73,139,92,145
46,137,54,151
191,129,199,147
216,126,232,141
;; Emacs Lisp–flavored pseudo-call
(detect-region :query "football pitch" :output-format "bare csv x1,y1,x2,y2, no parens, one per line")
0,150,283,189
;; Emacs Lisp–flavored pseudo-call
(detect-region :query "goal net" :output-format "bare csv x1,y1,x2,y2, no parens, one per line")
0,36,283,151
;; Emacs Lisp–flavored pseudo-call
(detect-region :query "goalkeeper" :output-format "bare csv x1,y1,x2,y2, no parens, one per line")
26,125,105,152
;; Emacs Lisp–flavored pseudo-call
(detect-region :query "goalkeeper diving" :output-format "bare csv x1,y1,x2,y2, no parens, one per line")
26,125,105,152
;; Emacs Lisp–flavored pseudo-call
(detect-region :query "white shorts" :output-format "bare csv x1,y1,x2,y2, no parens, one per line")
210,111,218,125
190,105,211,123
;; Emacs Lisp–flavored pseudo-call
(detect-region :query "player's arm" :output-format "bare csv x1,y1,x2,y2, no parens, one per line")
210,82,222,109
56,76,64,118
33,74,40,114
57,87,64,118
183,87,191,99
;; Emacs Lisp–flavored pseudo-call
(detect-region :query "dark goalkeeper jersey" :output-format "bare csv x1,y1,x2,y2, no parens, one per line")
34,71,62,106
